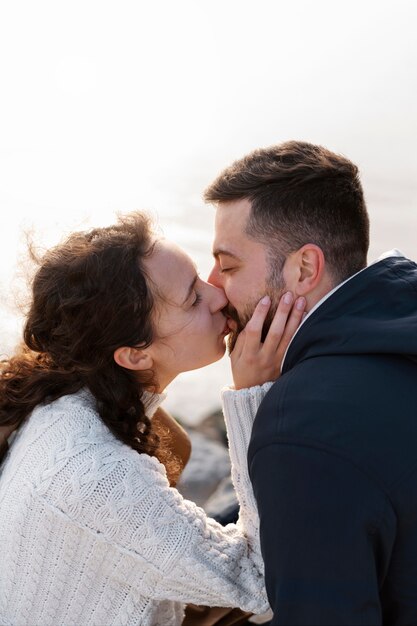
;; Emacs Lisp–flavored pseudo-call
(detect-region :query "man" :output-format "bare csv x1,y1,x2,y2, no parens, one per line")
206,141,417,625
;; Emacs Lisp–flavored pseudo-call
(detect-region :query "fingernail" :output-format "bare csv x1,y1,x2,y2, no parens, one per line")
283,291,293,305
296,297,306,310
261,295,270,305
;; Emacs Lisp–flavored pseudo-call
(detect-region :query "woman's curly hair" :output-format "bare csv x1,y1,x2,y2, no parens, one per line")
0,212,177,476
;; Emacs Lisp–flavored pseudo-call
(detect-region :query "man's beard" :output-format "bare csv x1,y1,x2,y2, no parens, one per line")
225,285,286,354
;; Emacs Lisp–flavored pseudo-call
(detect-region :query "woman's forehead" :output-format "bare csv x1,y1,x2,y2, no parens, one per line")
144,239,196,305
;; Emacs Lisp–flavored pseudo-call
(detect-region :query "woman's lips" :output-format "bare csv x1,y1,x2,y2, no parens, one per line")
220,317,237,336
226,317,238,332
222,321,230,335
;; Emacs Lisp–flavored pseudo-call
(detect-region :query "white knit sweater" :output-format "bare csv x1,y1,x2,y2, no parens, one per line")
0,383,273,626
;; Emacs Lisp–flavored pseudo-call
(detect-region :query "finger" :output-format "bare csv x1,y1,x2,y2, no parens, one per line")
261,291,295,351
264,294,306,355
242,295,272,352
282,297,307,342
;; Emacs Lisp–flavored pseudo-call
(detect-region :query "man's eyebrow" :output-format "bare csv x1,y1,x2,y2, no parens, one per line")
182,274,199,305
212,248,241,260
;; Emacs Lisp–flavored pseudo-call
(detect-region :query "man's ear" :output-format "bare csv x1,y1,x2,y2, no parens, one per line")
284,244,326,296
113,346,154,371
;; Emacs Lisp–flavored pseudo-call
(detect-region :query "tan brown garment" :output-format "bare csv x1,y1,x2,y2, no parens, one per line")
0,424,15,460
183,604,252,626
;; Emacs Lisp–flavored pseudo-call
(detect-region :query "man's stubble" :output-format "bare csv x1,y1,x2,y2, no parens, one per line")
225,268,287,353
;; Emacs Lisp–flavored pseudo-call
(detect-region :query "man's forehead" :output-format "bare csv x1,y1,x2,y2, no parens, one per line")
212,199,252,255
214,199,251,228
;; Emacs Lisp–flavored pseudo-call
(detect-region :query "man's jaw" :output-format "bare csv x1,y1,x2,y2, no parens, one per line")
224,293,283,353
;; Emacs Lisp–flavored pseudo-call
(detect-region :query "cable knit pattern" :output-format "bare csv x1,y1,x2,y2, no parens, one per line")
221,383,274,563
0,386,271,626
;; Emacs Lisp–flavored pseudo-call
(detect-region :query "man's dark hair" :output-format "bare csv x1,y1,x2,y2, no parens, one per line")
204,141,370,285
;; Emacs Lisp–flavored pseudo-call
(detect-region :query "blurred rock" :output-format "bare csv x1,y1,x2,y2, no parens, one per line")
176,430,230,507
193,409,228,447
204,475,239,524
176,409,239,521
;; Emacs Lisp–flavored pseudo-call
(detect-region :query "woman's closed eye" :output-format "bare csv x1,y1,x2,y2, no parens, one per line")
192,292,203,307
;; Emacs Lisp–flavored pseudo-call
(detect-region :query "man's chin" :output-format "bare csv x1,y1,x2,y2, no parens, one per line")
226,296,282,354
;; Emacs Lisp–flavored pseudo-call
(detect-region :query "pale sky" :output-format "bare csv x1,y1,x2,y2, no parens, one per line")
1,1,416,228
1,0,416,418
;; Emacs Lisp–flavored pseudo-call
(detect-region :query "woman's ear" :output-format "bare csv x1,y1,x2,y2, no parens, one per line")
113,346,154,371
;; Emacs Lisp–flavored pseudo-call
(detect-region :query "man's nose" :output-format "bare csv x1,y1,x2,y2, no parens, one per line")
208,282,228,312
207,265,222,289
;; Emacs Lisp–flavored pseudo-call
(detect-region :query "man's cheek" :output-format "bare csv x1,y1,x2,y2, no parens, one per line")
223,286,236,306
224,277,241,302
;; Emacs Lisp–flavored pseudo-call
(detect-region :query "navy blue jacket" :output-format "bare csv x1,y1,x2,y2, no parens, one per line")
248,255,417,625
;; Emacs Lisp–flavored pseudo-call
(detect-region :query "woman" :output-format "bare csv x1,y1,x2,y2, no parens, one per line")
0,212,305,626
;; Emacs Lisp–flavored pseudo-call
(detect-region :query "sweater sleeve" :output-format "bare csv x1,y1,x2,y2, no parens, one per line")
221,382,273,551
249,442,393,625
36,386,273,614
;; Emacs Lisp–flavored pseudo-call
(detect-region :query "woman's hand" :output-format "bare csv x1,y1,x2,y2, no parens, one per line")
231,292,307,390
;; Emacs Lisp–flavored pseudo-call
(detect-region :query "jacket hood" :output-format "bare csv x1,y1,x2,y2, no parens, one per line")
282,255,417,374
